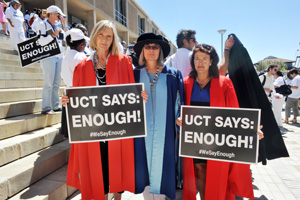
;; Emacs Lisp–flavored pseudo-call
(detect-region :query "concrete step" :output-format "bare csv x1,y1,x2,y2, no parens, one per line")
0,99,43,119
0,72,44,80
0,65,42,73
0,111,62,140
0,124,64,167
8,165,77,200
0,87,65,103
0,48,16,56
0,79,44,89
0,140,70,199
0,53,19,61
0,58,21,66
0,39,14,51
0,59,41,68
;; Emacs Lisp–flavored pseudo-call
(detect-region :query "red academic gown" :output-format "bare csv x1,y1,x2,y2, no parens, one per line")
182,76,254,200
67,53,136,200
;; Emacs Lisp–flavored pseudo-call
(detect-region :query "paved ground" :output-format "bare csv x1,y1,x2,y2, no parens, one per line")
69,111,300,200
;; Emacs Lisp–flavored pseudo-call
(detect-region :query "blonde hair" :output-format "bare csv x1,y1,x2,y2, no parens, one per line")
89,20,120,55
138,47,164,67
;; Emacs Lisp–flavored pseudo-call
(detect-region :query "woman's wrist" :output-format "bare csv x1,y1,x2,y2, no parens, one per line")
224,47,231,51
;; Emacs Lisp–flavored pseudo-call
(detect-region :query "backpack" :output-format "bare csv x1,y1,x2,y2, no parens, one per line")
258,71,266,87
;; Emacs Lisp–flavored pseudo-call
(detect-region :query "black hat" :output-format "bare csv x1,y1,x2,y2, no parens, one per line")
134,33,170,59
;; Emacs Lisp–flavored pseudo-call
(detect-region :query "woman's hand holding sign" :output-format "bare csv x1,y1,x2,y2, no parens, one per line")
141,89,148,103
62,94,69,107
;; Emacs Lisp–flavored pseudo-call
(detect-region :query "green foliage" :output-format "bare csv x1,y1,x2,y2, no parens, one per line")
255,61,288,72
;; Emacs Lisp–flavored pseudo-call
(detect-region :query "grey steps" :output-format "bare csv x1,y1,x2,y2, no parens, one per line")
0,79,44,89
8,165,77,200
0,111,62,140
0,59,40,68
0,65,42,73
0,123,63,166
0,99,43,119
0,87,65,103
0,72,44,80
0,140,71,199
0,53,19,61
0,48,17,56
0,59,21,66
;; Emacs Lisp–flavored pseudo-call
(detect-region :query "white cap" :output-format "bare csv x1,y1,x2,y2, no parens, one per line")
46,5,66,17
68,28,86,42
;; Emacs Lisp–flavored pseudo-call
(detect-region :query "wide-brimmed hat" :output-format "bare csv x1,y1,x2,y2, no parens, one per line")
134,33,170,58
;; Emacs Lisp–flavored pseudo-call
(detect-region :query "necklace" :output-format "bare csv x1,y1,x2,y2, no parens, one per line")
197,77,211,88
95,54,107,69
92,53,109,84
146,66,161,89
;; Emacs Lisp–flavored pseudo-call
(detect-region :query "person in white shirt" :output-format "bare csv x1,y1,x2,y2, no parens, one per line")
31,9,47,33
272,70,285,127
284,68,300,123
72,23,91,55
36,5,66,114
5,0,26,51
61,28,87,88
259,64,278,101
164,29,197,78
60,28,87,137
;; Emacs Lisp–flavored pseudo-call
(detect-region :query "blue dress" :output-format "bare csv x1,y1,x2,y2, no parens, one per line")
133,65,184,199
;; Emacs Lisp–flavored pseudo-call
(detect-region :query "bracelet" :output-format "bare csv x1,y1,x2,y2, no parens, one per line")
224,47,231,51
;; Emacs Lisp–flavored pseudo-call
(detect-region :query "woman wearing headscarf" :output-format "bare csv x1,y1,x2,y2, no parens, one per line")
133,33,184,200
63,20,136,200
178,44,255,200
225,34,288,164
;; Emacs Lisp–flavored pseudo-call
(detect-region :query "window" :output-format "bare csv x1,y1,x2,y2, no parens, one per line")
152,28,157,34
138,15,145,36
115,0,127,27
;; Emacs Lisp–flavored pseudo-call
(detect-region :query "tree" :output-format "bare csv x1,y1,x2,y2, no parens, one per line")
254,61,288,72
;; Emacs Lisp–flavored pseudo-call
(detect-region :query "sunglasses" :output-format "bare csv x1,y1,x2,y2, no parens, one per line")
188,37,196,42
144,45,160,50
196,44,213,54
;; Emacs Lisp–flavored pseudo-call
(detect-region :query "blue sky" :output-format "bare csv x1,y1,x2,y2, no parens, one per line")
135,0,300,63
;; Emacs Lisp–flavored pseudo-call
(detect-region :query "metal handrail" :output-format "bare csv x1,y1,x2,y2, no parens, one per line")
114,9,127,27
139,27,144,36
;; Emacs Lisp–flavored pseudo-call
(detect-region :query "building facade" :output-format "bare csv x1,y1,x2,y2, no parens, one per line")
19,0,177,55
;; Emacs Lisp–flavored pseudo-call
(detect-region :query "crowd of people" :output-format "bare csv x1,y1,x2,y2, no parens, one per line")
259,65,300,130
1,2,292,200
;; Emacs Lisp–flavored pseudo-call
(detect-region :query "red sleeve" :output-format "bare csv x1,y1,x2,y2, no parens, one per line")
108,54,135,193
224,77,239,108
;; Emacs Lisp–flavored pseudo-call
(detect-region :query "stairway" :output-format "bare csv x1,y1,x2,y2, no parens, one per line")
0,34,77,200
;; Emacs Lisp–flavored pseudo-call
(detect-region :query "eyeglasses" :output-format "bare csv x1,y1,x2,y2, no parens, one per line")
196,44,213,54
144,45,160,50
188,37,196,42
